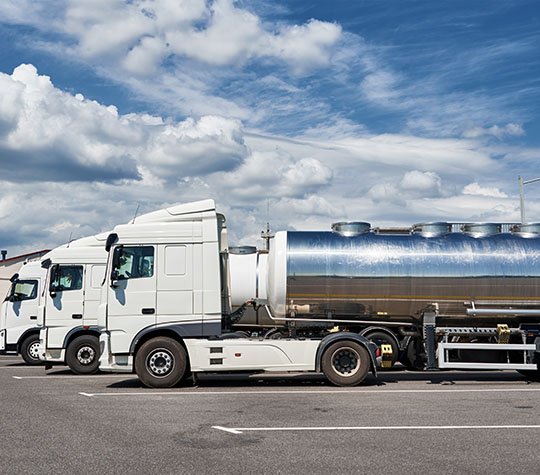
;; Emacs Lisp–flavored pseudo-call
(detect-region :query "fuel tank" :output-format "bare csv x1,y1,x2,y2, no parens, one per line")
266,222,540,326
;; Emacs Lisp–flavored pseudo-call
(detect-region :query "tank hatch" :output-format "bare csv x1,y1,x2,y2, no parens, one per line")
510,223,540,238
331,222,371,237
461,223,501,237
411,222,451,237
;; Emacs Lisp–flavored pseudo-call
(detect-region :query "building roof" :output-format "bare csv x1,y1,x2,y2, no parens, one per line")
0,250,50,265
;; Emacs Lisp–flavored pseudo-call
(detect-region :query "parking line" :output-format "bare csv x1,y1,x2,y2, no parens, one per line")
0,366,38,369
78,387,540,397
13,375,136,380
212,424,540,435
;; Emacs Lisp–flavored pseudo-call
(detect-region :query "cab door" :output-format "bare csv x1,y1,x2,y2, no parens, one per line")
4,278,41,345
82,264,106,326
107,245,156,353
45,265,84,349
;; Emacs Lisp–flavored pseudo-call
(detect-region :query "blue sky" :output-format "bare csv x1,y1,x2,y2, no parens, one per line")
0,0,540,254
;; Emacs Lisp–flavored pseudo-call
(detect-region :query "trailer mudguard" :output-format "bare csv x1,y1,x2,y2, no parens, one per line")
315,332,378,376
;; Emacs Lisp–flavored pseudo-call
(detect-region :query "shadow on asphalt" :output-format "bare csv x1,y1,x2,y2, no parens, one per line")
104,368,540,389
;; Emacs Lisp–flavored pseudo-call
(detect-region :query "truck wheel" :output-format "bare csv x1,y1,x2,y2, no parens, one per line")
321,341,370,386
135,337,187,388
66,335,100,375
20,335,42,365
364,331,398,369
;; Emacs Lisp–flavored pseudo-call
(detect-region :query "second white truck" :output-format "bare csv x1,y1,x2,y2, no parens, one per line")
38,234,107,374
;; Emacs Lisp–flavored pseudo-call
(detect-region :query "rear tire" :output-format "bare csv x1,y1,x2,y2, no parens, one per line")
20,335,42,365
135,337,187,388
66,335,100,374
321,340,370,386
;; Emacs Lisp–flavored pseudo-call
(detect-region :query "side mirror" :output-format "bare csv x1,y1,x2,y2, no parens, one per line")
105,233,118,252
9,273,19,283
110,269,119,288
49,264,59,297
41,258,51,269
110,247,122,288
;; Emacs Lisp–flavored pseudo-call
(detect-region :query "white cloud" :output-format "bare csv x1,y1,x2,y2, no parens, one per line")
0,64,247,182
60,0,341,75
463,123,525,139
463,182,508,198
217,150,333,200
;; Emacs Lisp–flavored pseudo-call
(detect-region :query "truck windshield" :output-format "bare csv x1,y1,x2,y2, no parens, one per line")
6,280,38,302
50,265,83,292
114,246,154,280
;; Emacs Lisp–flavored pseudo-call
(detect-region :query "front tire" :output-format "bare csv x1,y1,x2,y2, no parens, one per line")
135,337,187,388
20,335,42,365
66,335,100,374
321,340,370,386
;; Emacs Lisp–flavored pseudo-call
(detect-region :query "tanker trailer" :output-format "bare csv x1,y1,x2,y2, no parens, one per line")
261,221,540,373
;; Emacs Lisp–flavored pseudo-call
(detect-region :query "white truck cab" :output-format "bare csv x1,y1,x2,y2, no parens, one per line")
38,234,107,374
98,200,378,388
0,261,47,364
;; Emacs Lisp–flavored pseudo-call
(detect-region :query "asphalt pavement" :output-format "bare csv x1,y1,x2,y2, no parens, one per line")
1,355,540,474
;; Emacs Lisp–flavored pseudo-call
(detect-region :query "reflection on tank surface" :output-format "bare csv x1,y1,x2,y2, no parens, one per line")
284,231,540,326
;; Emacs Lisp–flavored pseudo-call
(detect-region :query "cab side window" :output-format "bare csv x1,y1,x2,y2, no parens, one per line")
50,265,83,292
114,246,154,280
10,280,38,301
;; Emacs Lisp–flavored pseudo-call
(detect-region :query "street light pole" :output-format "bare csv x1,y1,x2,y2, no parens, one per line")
519,176,540,223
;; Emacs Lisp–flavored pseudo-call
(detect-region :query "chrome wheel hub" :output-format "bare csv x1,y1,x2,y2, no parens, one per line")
28,342,40,360
147,349,174,377
77,346,95,365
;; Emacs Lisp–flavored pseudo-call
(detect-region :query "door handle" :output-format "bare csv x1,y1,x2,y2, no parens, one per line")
30,315,37,320
142,308,155,315
72,314,83,319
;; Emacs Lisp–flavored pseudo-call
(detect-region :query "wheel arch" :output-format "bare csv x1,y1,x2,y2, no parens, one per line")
63,326,101,350
316,332,378,376
360,326,401,349
130,325,190,362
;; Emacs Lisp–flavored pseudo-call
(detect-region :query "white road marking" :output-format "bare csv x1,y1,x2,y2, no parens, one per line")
13,374,135,380
212,424,540,435
78,387,540,397
0,366,37,369
211,426,244,434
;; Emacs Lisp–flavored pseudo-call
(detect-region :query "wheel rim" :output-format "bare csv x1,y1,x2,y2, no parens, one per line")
28,341,40,360
146,348,174,378
331,346,360,377
77,345,96,365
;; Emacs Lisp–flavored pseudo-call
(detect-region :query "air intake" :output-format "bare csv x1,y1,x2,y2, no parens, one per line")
331,222,371,237
229,246,257,255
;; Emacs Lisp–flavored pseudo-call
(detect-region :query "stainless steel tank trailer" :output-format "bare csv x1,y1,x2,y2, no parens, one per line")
230,221,540,373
